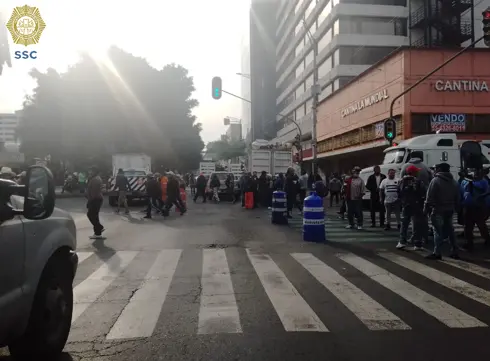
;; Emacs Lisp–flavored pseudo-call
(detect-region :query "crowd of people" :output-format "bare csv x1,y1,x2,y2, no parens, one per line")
339,157,490,260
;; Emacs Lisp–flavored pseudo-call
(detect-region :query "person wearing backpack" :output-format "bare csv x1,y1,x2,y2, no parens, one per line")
397,165,427,250
460,169,490,250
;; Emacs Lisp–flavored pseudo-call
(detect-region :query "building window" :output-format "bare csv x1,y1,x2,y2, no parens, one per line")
295,0,305,14
295,60,305,77
333,78,340,91
305,98,313,114
318,27,332,52
319,84,333,101
305,49,314,67
336,17,408,36
333,49,340,66
337,76,355,88
295,82,305,99
333,19,340,35
318,0,332,27
305,0,316,19
318,56,332,78
338,46,398,65
295,21,303,35
295,37,305,57
295,104,306,119
305,74,314,92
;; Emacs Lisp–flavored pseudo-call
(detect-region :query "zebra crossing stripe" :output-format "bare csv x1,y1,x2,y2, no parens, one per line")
379,252,490,308
246,250,328,332
77,252,94,264
106,249,182,339
292,253,410,331
338,252,487,328
440,257,490,281
198,249,242,334
72,251,138,323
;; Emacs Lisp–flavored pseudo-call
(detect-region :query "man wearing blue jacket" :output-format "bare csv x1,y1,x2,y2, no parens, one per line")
460,169,490,250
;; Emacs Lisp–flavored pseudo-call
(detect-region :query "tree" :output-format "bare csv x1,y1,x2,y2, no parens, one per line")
206,138,246,161
17,46,204,171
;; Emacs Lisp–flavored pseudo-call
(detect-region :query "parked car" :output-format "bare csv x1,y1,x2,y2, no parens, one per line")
0,166,78,359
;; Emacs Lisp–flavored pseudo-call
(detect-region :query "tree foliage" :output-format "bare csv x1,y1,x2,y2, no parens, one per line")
17,46,204,171
206,138,246,161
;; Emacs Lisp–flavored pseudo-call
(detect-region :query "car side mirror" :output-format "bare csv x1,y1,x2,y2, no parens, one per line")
23,165,55,220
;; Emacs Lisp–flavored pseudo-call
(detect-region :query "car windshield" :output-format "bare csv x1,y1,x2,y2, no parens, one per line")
124,170,146,177
212,173,230,181
382,149,406,164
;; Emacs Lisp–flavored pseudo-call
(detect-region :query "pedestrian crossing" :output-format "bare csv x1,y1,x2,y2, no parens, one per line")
69,246,490,343
285,210,490,243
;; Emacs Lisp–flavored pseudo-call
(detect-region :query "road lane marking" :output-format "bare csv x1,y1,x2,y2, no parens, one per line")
198,249,242,334
338,253,486,328
106,249,182,339
292,253,410,331
77,252,94,264
247,250,328,332
72,251,138,323
438,256,490,280
379,252,490,308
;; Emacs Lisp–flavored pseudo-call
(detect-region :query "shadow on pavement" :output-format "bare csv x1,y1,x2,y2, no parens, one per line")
0,352,77,360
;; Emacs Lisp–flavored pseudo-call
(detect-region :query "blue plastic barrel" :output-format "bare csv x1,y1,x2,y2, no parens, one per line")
303,192,326,242
271,191,288,225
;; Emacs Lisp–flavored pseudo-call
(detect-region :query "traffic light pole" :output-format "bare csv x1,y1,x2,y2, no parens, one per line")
389,35,484,121
222,90,253,103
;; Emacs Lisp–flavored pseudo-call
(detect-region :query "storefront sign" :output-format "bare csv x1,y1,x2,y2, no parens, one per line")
341,89,389,118
434,80,489,92
430,114,466,132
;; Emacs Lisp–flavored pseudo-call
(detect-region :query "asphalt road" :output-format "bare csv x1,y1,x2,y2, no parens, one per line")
3,196,490,361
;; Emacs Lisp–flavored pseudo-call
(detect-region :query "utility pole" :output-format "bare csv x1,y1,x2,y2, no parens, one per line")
303,18,320,175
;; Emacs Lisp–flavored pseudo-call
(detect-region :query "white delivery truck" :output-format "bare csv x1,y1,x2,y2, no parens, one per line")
199,162,215,178
248,149,292,175
108,153,151,206
359,133,490,203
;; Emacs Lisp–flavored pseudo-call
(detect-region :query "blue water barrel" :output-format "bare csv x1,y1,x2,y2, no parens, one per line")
303,192,326,242
271,191,288,225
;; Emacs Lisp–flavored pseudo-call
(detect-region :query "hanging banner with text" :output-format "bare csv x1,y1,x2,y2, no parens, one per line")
430,114,466,132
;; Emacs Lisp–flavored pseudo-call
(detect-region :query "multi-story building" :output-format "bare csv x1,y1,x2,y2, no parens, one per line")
240,35,252,143
226,123,243,142
0,113,19,143
0,12,12,75
249,0,279,141
272,0,480,151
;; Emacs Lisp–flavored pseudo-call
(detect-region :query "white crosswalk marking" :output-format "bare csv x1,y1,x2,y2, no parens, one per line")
198,249,242,334
292,253,410,331
106,250,183,339
379,252,490,308
246,250,328,332
440,257,490,280
72,251,138,323
338,253,486,328
77,251,94,264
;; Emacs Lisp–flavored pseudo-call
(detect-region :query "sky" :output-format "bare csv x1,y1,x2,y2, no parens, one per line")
0,0,250,143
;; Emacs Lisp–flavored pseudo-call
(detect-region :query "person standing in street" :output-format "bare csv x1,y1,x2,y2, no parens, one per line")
194,173,207,203
328,173,342,207
424,162,460,260
379,169,401,231
366,166,386,228
299,170,309,206
115,168,130,214
144,173,163,219
460,168,490,250
165,173,187,215
344,167,366,230
397,165,427,250
86,166,104,239
210,173,221,203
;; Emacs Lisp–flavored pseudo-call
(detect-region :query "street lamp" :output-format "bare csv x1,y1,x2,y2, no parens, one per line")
302,17,320,175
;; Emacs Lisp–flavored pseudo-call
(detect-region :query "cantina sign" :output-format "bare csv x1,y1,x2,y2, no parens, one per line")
341,89,389,118
434,80,489,92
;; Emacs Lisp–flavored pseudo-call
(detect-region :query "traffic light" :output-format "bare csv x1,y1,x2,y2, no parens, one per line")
212,76,222,100
483,7,490,47
384,118,396,144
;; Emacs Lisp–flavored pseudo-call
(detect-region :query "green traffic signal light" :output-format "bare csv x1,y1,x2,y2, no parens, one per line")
212,77,222,100
387,132,393,139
